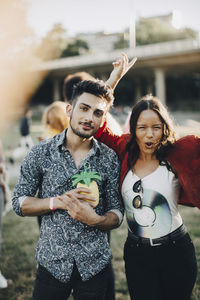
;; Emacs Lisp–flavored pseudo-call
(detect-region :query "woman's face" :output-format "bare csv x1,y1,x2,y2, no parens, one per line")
135,109,163,156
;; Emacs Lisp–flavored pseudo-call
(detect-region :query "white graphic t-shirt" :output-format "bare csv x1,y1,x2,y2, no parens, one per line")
121,165,182,239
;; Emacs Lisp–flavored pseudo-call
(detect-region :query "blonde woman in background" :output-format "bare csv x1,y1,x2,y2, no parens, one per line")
40,101,69,141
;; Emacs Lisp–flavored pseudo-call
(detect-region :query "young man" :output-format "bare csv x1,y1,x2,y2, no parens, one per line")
63,71,119,300
63,71,123,136
12,80,123,300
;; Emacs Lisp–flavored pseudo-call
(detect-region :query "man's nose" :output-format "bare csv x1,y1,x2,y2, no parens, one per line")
84,111,93,122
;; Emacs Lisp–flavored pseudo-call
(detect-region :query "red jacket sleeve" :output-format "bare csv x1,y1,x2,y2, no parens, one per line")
94,121,130,160
167,135,200,208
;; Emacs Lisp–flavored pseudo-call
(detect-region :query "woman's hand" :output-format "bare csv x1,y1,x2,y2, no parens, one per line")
106,53,137,90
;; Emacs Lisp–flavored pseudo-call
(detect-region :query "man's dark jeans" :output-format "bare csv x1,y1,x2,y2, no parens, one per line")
33,263,110,300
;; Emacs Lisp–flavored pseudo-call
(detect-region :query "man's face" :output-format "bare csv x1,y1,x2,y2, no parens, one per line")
68,92,108,138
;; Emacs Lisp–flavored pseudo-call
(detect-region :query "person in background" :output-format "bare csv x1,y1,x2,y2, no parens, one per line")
40,101,69,141
0,140,10,288
12,79,123,300
20,108,33,149
63,71,123,136
95,54,199,300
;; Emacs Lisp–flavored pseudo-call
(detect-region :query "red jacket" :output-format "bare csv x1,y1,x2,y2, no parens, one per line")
95,123,200,209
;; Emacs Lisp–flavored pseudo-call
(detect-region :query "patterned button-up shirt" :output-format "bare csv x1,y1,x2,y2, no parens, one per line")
12,129,123,282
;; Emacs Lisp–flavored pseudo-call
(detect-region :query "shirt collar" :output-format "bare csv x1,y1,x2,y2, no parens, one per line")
54,129,67,148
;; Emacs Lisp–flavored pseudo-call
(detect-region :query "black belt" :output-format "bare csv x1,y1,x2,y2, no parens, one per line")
128,224,187,247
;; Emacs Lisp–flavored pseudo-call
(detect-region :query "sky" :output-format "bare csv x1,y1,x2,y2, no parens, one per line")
27,0,200,38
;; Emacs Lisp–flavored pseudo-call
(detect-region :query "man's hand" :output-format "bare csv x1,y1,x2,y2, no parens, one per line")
106,53,137,90
57,189,102,226
21,187,96,217
57,189,120,230
65,197,101,226
56,187,96,210
21,188,120,229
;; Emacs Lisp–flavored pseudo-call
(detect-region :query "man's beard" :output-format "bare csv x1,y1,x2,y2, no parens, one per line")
70,119,98,138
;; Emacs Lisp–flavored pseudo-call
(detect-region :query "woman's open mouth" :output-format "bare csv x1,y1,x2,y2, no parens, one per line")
145,142,154,149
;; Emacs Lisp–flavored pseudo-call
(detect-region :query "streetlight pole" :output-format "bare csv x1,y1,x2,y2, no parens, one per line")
129,0,136,48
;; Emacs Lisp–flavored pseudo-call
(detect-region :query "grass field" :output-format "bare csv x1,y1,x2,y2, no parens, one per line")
1,113,200,299
0,206,200,300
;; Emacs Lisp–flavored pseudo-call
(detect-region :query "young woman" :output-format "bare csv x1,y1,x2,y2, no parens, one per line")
40,101,69,140
95,56,200,300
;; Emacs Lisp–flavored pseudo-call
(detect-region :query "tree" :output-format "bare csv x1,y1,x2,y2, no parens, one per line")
136,18,198,45
35,23,68,61
60,39,89,57
114,34,129,50
114,17,198,49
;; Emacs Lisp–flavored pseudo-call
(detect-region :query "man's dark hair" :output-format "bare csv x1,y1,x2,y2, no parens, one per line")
63,72,95,104
71,80,114,106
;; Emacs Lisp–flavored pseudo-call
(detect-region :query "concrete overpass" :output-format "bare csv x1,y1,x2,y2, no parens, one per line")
34,39,200,107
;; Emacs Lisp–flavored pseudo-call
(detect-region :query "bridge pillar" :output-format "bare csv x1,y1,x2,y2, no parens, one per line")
53,78,60,101
135,80,142,101
154,68,166,104
146,79,154,95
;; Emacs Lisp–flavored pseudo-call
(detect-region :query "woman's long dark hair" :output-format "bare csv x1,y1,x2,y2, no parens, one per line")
126,95,177,173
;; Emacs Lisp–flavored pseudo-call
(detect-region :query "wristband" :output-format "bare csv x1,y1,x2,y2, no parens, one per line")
49,197,56,211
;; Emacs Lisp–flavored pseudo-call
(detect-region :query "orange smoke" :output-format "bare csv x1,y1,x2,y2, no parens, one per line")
0,0,53,133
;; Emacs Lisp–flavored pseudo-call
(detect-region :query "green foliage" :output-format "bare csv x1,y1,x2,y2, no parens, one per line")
35,23,68,61
71,163,101,187
72,171,101,186
114,35,129,50
60,39,89,57
136,18,198,45
114,17,198,49
34,22,89,60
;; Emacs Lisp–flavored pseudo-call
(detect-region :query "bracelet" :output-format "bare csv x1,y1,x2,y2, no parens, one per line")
49,197,55,211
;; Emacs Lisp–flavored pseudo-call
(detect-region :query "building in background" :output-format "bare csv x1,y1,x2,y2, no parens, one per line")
30,12,200,112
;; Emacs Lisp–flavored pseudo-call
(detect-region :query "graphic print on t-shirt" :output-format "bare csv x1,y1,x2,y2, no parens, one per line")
125,188,172,238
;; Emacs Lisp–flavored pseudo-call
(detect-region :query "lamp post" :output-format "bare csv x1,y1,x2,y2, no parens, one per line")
129,0,136,48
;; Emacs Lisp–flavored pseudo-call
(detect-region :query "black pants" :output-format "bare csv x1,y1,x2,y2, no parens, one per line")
33,263,110,300
34,227,115,300
124,232,197,300
105,231,115,300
